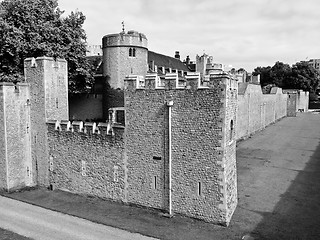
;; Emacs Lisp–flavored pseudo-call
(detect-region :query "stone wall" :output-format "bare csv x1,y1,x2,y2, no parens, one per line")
47,121,126,202
220,75,238,221
24,57,68,186
237,83,287,140
0,84,6,189
0,83,33,191
124,72,238,225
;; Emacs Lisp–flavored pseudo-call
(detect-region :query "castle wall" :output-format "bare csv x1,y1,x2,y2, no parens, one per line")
24,57,68,186
0,84,8,189
237,83,287,140
47,122,126,202
0,83,33,190
124,73,238,225
221,76,238,221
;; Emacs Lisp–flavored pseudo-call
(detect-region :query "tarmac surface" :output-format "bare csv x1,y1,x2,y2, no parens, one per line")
1,112,320,240
0,195,156,240
234,111,320,239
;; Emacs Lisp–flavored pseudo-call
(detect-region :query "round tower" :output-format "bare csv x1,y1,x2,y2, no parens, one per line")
102,30,148,89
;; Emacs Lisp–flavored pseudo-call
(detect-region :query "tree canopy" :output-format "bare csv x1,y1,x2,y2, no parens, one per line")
0,0,93,94
253,61,320,93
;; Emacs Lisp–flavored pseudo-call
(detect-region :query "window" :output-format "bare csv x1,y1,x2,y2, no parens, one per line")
230,120,234,141
153,176,157,189
197,182,202,196
113,166,119,182
129,48,136,57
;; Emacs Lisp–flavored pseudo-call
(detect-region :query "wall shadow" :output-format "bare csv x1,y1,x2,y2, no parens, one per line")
252,141,320,239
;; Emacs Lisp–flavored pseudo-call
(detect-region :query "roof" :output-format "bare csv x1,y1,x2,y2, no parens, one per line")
148,51,190,72
87,50,191,76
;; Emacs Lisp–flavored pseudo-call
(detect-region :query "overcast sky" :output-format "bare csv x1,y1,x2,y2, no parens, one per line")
59,0,320,72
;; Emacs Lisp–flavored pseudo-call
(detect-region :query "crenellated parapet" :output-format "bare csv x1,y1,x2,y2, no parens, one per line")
46,120,124,137
125,71,238,91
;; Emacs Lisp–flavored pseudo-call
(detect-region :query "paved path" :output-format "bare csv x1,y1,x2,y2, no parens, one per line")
0,196,157,240
234,112,320,239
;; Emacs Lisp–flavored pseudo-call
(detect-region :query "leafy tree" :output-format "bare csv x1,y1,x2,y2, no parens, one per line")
253,66,272,86
253,61,319,93
0,0,93,94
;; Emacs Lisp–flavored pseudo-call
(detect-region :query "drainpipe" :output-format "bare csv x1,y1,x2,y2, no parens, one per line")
167,100,174,216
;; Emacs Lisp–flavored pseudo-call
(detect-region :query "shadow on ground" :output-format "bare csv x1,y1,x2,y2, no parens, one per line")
252,142,320,240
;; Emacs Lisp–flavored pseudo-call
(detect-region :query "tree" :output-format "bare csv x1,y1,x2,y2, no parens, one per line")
253,66,272,86
253,61,320,93
0,0,93,94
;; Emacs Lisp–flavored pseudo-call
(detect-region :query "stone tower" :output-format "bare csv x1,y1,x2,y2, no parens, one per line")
0,57,68,191
24,57,68,186
0,82,33,190
124,72,238,225
102,30,148,112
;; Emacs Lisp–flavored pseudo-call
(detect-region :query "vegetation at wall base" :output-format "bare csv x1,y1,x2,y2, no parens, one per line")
0,0,93,94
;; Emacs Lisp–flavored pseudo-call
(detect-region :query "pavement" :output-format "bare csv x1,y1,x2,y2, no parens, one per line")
0,196,156,240
1,112,320,240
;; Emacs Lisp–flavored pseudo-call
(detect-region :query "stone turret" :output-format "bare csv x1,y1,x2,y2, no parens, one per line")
102,30,148,114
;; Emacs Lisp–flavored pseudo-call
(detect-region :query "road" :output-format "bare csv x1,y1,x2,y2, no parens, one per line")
0,196,157,240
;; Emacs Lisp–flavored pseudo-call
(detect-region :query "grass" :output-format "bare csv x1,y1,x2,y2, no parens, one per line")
1,187,243,240
0,228,31,240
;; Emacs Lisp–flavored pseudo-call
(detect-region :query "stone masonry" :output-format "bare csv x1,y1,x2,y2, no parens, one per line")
124,72,238,225
0,82,33,190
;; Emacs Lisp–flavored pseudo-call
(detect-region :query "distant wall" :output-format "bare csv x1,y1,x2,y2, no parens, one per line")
236,83,287,140
47,122,126,202
296,90,309,111
69,94,103,121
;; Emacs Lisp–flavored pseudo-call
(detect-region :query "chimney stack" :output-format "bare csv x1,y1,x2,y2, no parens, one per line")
174,51,180,60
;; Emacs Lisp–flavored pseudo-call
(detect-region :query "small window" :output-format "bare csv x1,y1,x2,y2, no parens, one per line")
197,182,202,196
230,120,234,141
113,166,119,182
56,98,59,108
153,176,157,189
129,48,136,57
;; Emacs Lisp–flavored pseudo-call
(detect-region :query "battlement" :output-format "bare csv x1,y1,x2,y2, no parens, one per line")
124,72,238,91
102,30,148,49
47,120,125,137
24,56,67,70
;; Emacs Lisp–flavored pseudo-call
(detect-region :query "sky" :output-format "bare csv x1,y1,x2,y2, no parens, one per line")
58,0,320,72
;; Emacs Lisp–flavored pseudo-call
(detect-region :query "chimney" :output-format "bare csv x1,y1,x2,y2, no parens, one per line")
174,51,180,60
186,55,190,65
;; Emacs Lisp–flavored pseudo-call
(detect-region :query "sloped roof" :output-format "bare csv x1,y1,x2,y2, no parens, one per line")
87,50,191,76
148,51,190,72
